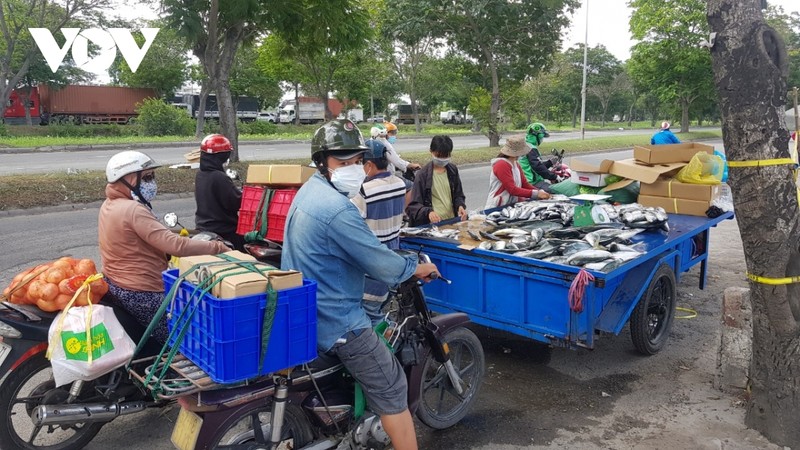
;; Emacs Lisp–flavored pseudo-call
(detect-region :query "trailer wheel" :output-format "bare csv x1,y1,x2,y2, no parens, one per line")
630,264,676,355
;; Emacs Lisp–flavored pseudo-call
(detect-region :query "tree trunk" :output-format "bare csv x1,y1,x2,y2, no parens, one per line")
680,97,690,132
195,83,210,138
628,102,635,127
708,1,800,447
294,83,300,126
18,87,32,126
571,100,579,129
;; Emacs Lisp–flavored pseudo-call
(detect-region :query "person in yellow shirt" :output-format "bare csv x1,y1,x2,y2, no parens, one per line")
405,135,468,226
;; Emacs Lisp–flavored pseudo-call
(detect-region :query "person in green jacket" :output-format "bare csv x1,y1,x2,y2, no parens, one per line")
519,122,557,192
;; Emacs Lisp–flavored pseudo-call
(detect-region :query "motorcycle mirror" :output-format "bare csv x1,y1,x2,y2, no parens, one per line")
226,168,239,180
164,212,179,228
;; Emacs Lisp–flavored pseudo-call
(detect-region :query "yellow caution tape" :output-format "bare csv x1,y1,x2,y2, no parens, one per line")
746,272,800,285
675,307,697,319
727,158,795,168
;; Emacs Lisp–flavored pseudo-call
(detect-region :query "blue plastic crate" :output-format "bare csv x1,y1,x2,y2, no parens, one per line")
163,269,317,384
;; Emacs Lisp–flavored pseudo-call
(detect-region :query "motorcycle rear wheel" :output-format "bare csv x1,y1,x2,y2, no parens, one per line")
0,352,104,450
209,403,314,449
416,327,485,430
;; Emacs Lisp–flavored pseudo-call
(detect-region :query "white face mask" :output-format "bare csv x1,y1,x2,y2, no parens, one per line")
329,163,366,198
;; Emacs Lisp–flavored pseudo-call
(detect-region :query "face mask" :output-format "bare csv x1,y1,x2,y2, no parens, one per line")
387,136,397,144
136,179,158,203
432,157,450,167
329,164,366,198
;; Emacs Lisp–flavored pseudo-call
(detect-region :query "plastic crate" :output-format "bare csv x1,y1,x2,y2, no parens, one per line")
163,269,317,384
236,187,298,242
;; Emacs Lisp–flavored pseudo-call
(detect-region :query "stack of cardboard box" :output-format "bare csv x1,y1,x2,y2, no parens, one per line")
568,143,723,217
178,250,302,299
237,165,317,240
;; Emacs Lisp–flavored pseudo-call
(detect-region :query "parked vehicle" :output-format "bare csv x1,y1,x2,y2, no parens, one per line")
346,108,364,123
177,93,260,122
397,104,429,124
279,97,344,124
174,250,484,450
257,112,278,123
365,115,385,123
440,110,464,125
2,85,158,125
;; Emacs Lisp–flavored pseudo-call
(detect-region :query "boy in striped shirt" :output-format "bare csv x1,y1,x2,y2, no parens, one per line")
352,139,409,324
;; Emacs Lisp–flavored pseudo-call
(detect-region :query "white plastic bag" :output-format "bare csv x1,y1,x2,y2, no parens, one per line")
47,304,135,387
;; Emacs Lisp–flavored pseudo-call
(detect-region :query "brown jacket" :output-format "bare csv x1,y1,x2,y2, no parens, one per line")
98,183,229,292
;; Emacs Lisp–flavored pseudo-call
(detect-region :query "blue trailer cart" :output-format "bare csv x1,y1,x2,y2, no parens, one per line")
400,211,734,355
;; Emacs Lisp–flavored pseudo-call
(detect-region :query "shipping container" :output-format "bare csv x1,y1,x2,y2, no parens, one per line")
38,85,157,124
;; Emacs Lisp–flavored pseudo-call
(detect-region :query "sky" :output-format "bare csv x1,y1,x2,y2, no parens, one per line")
562,0,800,62
93,0,800,81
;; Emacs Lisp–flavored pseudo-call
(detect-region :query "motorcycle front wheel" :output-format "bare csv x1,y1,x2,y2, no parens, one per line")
209,403,314,450
416,326,485,430
0,352,104,450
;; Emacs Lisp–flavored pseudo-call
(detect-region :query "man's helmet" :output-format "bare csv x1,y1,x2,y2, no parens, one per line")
200,134,233,153
311,119,369,161
106,151,161,183
526,122,549,138
384,122,398,134
370,124,387,138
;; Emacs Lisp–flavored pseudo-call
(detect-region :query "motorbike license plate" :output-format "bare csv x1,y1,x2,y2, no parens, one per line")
171,408,203,450
0,341,11,369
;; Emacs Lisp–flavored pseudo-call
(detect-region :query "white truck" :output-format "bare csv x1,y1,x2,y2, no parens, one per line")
440,110,464,124
346,108,364,123
279,100,325,124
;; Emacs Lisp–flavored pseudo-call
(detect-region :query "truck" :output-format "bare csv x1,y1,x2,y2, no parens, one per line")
397,104,429,124
179,94,260,122
2,88,41,125
39,85,157,125
279,97,344,124
439,110,464,124
346,108,364,123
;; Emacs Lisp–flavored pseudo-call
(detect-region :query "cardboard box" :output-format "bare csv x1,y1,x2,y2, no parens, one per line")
639,178,721,201
247,164,316,186
633,143,714,164
177,251,301,298
569,158,614,187
637,194,712,217
608,159,685,184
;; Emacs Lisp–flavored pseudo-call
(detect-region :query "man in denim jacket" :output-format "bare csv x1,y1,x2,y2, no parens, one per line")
282,119,438,450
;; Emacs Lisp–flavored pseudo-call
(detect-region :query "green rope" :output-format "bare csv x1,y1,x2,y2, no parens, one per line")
245,188,274,243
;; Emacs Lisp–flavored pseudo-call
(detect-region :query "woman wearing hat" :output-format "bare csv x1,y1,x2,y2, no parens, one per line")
650,121,681,145
485,135,550,209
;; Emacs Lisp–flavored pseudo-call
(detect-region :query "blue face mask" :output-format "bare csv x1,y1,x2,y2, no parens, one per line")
132,179,158,203
387,136,397,144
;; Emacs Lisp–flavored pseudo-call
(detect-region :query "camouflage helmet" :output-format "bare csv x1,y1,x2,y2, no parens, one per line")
311,119,369,161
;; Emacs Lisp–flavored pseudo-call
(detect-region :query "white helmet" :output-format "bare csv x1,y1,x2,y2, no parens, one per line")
106,150,161,183
370,124,387,139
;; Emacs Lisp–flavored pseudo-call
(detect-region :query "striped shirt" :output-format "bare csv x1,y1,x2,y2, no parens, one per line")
353,172,407,249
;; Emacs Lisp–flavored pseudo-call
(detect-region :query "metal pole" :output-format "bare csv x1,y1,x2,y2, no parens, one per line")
793,87,798,134
580,0,589,140
371,93,374,120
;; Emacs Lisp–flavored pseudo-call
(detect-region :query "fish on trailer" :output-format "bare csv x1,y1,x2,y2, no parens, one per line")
478,241,493,250
520,220,563,232
546,227,582,239
542,255,570,265
401,227,426,235
494,228,529,237
480,230,502,241
609,251,642,262
530,228,544,245
583,259,624,273
467,230,482,241
560,240,593,256
567,249,614,266
492,240,507,251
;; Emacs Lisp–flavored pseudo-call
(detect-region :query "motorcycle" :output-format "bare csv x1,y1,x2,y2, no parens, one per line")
172,251,485,450
0,216,228,450
548,148,571,183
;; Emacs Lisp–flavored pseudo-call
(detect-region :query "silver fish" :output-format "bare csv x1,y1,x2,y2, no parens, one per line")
401,227,426,235
492,240,507,251
480,230,502,241
542,255,570,265
530,228,544,245
494,228,529,237
478,241,493,250
610,251,641,262
583,259,624,272
467,230,482,241
567,249,614,266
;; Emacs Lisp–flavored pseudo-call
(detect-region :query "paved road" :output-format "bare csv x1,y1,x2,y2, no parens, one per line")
2,141,751,450
0,128,660,175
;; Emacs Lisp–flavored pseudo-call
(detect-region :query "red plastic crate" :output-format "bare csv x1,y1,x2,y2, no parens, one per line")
236,187,298,242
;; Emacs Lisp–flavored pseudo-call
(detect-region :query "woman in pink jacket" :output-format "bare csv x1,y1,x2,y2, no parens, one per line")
99,151,230,343
485,135,550,209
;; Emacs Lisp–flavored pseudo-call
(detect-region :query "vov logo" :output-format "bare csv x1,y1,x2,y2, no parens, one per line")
29,28,160,73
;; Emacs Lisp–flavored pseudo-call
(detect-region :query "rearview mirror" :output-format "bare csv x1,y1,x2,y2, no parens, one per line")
164,212,178,228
